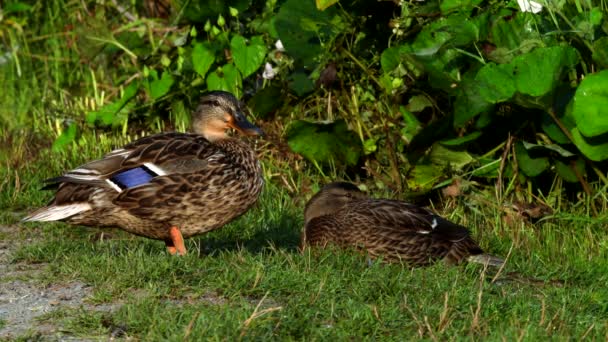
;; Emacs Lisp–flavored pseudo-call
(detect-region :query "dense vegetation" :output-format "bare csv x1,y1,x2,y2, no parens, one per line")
2,0,607,197
0,0,607,340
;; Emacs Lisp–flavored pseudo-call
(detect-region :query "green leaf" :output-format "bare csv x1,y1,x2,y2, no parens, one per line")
86,82,139,127
191,42,215,78
146,71,174,100
247,85,284,118
316,0,339,10
471,157,500,178
571,128,608,161
400,106,422,142
453,74,494,127
511,46,578,97
406,164,444,193
555,158,585,183
590,7,603,26
206,64,242,96
429,144,474,170
286,119,361,166
515,141,549,177
570,70,608,138
230,35,267,78
52,122,78,152
521,141,575,157
288,72,314,97
592,37,608,68
380,46,402,73
440,131,482,146
490,12,541,52
405,95,433,113
475,63,516,103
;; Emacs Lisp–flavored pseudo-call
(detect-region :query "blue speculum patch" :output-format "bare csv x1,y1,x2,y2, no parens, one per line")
111,166,157,190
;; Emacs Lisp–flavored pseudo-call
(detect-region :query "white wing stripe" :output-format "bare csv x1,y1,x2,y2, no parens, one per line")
144,163,166,176
105,179,123,192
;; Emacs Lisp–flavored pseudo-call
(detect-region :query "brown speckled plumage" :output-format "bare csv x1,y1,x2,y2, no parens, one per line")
24,91,264,253
302,182,503,267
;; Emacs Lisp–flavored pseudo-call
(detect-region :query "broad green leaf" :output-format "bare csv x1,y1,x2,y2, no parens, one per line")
471,157,500,178
440,131,482,146
363,138,377,155
206,64,242,96
405,95,433,113
592,37,608,68
490,12,541,52
454,72,494,127
511,46,578,97
555,158,585,183
289,72,314,96
87,82,139,127
316,0,339,11
286,119,361,166
146,71,174,99
52,122,78,152
191,42,215,78
247,85,284,118
515,141,549,177
407,164,444,193
429,144,474,170
400,106,422,142
541,87,576,144
230,35,267,78
570,70,608,138
521,141,575,157
475,63,516,103
571,127,608,161
590,7,603,26
380,46,402,73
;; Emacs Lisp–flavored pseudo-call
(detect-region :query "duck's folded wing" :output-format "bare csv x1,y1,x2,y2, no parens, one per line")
43,133,217,190
112,162,236,218
354,200,472,241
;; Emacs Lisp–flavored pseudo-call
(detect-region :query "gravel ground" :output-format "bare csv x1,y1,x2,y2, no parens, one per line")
0,225,115,340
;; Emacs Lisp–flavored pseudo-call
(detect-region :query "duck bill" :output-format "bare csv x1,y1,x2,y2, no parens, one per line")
230,112,264,136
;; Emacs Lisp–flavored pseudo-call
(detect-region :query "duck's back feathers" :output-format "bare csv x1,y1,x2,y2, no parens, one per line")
304,197,494,266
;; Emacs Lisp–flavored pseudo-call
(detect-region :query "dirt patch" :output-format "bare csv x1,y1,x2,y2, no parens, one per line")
0,224,116,340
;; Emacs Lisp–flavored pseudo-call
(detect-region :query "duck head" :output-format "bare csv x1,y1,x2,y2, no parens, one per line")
304,182,367,224
192,91,263,141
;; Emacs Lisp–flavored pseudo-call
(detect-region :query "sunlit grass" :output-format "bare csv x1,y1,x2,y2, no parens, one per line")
1,135,606,339
1,1,607,339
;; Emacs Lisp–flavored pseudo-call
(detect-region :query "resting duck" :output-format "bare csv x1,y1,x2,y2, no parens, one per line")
23,91,264,255
302,182,503,267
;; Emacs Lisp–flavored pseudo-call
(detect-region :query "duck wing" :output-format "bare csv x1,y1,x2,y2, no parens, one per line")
347,199,472,242
42,133,217,190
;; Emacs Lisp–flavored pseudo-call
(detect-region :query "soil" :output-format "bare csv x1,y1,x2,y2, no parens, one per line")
0,224,116,340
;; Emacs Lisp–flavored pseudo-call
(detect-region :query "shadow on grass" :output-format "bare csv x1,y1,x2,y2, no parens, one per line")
194,211,303,256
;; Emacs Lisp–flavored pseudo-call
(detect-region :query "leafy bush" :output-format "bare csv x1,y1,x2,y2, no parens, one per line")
2,0,607,196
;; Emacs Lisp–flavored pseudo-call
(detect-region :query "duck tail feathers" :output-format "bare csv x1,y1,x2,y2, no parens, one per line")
22,203,91,222
467,254,505,267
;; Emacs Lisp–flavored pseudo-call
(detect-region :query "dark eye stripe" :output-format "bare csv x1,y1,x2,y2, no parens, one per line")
200,99,221,107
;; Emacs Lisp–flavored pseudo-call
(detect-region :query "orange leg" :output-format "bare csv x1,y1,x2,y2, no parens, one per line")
165,226,187,256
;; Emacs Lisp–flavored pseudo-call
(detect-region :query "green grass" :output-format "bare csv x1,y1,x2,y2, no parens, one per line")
1,2,607,339
1,145,607,340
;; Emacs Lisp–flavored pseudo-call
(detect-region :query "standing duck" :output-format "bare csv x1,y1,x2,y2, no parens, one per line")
23,91,264,255
302,182,503,267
